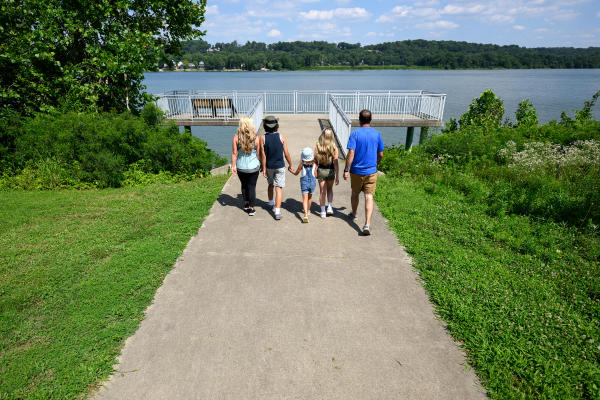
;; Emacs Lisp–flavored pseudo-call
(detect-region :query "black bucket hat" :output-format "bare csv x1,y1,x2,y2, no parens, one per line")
263,115,278,129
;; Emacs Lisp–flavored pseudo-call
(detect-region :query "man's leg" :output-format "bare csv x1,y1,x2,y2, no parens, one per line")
351,190,359,216
364,193,374,226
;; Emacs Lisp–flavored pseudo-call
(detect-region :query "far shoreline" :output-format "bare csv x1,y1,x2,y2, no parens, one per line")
148,65,599,73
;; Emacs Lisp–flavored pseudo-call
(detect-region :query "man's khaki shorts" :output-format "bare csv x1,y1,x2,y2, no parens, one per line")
350,172,378,195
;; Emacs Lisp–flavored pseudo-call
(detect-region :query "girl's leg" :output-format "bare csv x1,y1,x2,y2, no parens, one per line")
307,193,313,215
302,193,309,216
326,180,334,204
319,180,327,206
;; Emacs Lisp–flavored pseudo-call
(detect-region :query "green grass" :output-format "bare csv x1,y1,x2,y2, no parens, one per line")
0,175,228,399
376,176,600,399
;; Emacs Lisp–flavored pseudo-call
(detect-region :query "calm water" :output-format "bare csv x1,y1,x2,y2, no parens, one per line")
143,70,600,159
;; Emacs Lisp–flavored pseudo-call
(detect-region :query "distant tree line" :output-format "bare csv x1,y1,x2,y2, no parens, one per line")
165,39,600,71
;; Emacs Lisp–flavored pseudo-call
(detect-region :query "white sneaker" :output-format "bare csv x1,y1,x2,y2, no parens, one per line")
320,211,326,219
326,205,334,215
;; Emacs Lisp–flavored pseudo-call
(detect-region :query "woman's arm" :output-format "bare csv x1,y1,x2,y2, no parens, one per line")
313,163,318,178
231,134,238,174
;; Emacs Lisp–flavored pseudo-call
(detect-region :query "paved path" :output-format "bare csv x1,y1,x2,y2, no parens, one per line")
94,115,485,399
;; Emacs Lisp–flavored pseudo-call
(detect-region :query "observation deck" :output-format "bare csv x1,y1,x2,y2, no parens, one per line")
154,90,446,152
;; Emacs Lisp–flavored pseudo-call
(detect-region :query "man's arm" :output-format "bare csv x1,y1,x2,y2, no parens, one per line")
343,149,355,181
377,151,383,170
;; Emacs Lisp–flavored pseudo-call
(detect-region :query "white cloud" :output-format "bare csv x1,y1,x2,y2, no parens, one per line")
366,31,377,37
535,28,551,32
415,0,440,6
513,25,526,30
267,29,281,37
206,5,219,15
376,14,395,23
300,7,371,20
441,4,485,15
489,14,515,24
546,10,579,21
377,5,440,22
391,5,413,17
416,20,459,29
597,11,600,17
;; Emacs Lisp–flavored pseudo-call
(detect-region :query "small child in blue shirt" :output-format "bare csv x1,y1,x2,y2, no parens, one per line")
291,147,317,223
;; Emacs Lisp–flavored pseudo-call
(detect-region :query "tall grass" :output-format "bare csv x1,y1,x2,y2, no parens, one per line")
377,90,600,398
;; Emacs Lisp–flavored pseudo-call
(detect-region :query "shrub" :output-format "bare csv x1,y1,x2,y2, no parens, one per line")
381,90,600,226
1,111,226,189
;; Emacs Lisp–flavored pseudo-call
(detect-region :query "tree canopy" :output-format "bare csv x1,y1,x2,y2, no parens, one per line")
0,0,206,114
172,39,600,71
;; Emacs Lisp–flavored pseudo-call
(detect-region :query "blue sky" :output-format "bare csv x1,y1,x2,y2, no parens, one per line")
202,0,600,48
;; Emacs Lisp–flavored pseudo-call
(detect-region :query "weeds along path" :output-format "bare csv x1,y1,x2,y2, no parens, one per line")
94,115,485,399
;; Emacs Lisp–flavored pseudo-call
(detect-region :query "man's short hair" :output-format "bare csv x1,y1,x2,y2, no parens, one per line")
359,109,372,125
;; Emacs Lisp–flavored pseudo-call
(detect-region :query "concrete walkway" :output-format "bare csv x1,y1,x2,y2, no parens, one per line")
94,115,485,399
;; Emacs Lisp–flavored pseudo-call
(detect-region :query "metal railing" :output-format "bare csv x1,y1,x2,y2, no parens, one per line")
154,90,446,122
247,96,264,132
328,95,352,159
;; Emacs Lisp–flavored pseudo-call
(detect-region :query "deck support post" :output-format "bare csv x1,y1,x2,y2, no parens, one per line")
419,127,429,145
184,125,191,135
405,127,415,150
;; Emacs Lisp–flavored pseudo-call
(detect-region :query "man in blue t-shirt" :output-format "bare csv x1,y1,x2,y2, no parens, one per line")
343,109,384,235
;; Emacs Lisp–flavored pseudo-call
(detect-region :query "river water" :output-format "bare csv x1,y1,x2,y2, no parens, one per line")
143,70,600,159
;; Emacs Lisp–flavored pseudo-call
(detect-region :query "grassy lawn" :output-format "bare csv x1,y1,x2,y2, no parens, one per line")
376,176,600,399
0,175,228,399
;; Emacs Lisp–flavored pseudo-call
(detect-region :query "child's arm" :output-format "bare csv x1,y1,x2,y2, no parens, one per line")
291,161,303,176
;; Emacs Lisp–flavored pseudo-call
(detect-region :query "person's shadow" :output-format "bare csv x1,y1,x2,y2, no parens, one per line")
217,192,362,234
217,192,270,212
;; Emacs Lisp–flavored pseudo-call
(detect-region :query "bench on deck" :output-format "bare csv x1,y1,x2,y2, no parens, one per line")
192,98,236,118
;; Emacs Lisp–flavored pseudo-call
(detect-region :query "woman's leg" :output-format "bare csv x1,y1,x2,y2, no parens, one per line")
247,171,259,208
238,172,249,205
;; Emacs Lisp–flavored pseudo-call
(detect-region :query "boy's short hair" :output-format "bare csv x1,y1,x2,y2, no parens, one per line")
359,109,372,125
264,123,279,133
263,115,279,132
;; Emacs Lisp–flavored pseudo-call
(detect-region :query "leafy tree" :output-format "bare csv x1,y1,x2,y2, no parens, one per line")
458,89,505,130
0,0,206,115
515,99,539,129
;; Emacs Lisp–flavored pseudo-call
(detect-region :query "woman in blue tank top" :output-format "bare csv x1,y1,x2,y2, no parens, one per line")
231,117,264,216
